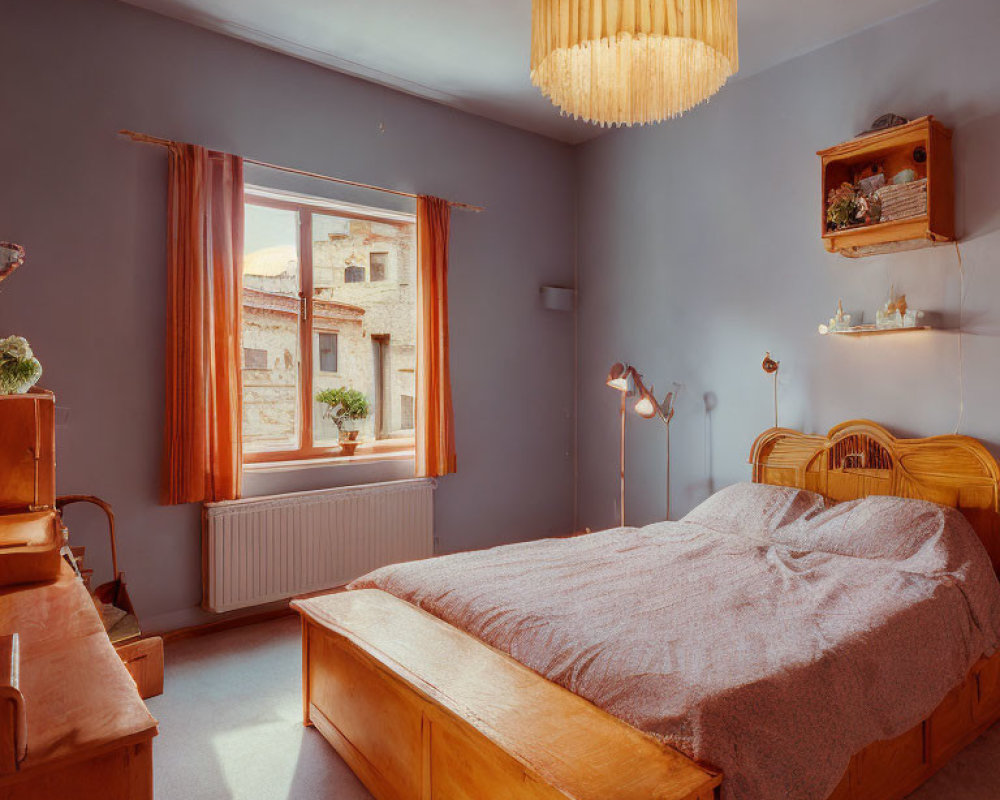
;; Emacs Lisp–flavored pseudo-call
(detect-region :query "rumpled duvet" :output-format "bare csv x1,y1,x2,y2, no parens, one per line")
349,484,1000,799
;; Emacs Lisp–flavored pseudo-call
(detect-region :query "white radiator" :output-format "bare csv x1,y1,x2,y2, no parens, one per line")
202,478,435,612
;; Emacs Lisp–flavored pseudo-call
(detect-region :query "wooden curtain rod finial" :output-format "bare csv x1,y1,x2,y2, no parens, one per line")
117,130,485,213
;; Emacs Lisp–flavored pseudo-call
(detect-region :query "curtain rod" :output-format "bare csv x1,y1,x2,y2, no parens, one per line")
119,130,485,213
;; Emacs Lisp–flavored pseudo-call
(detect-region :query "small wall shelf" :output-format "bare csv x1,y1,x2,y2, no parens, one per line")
820,325,932,337
819,116,954,258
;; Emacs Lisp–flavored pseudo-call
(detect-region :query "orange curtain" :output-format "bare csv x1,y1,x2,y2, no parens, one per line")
415,196,457,478
161,144,244,504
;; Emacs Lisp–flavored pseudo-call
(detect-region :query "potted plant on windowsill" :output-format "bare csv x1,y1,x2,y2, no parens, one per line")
315,387,371,457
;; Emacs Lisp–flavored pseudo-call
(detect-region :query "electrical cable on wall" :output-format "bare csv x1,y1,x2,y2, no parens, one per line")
954,241,966,435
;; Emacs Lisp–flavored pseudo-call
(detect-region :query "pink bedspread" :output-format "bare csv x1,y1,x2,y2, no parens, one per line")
350,489,1000,799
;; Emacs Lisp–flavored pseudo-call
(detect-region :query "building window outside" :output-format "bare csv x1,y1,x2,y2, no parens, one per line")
243,347,269,370
401,394,415,430
370,252,388,282
317,332,338,373
241,189,417,462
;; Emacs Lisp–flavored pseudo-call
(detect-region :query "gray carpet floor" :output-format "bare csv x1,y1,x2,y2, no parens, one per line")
149,617,1000,799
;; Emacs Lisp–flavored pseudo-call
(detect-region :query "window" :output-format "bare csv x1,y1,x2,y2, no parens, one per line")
317,333,338,373
241,188,417,463
370,252,388,282
243,348,268,370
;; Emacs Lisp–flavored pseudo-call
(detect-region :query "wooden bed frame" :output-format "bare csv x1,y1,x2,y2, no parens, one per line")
293,420,1000,800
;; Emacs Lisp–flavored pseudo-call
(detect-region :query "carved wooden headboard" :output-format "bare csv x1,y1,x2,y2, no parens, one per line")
749,420,1000,572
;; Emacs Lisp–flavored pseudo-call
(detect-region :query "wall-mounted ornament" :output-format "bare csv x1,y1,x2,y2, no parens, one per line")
0,242,25,284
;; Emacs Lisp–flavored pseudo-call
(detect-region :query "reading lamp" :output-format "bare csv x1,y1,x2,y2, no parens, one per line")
606,363,635,527
606,363,677,525
635,381,676,521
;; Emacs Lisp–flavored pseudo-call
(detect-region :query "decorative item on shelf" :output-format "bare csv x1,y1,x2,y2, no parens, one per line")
876,178,928,222
820,288,929,336
826,181,883,231
0,242,25,284
875,288,926,330
315,387,371,456
0,336,42,395
818,301,866,335
761,353,780,428
857,113,909,137
819,307,870,335
530,0,739,127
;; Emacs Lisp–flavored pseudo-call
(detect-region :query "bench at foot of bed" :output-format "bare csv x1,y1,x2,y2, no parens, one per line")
293,589,721,800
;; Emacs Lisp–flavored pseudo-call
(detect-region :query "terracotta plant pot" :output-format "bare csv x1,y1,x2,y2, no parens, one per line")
339,428,361,456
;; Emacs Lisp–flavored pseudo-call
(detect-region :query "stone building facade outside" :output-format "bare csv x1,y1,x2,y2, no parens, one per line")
242,206,416,453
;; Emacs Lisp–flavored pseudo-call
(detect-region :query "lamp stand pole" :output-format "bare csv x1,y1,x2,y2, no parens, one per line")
665,422,671,521
619,390,627,527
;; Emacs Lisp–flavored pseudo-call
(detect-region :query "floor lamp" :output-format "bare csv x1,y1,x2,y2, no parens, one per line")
635,381,676,521
607,363,677,524
606,363,635,527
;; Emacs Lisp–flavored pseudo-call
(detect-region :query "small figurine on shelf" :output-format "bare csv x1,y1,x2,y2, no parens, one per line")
818,300,854,335
876,288,907,329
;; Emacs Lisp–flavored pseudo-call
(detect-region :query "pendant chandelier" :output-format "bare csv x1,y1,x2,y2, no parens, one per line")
530,0,739,127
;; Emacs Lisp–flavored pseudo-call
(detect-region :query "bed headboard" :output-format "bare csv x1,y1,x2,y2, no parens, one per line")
749,420,1000,571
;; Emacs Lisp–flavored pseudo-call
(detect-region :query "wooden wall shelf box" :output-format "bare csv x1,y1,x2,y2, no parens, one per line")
819,116,954,258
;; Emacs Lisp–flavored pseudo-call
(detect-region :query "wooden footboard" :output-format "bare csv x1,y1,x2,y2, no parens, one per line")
293,590,721,800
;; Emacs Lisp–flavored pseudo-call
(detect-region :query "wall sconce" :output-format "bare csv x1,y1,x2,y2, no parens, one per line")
762,352,780,428
606,362,677,525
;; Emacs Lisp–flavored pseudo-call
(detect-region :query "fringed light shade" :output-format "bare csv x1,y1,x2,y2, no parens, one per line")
530,0,739,126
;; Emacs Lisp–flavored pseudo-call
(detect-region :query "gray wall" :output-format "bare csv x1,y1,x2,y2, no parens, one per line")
576,0,1000,531
0,0,576,630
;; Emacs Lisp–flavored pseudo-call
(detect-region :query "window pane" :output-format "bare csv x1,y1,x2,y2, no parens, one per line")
312,212,416,449
242,203,301,453
318,333,338,373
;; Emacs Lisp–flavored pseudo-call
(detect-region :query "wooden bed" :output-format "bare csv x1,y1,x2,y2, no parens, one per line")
293,420,1000,800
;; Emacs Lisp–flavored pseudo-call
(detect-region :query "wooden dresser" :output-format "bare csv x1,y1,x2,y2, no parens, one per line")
0,390,157,799
0,565,158,799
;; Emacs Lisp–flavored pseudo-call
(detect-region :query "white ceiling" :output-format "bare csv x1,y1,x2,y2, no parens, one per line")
119,0,936,144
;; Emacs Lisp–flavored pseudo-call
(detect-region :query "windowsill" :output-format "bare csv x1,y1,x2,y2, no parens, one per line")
243,439,415,473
